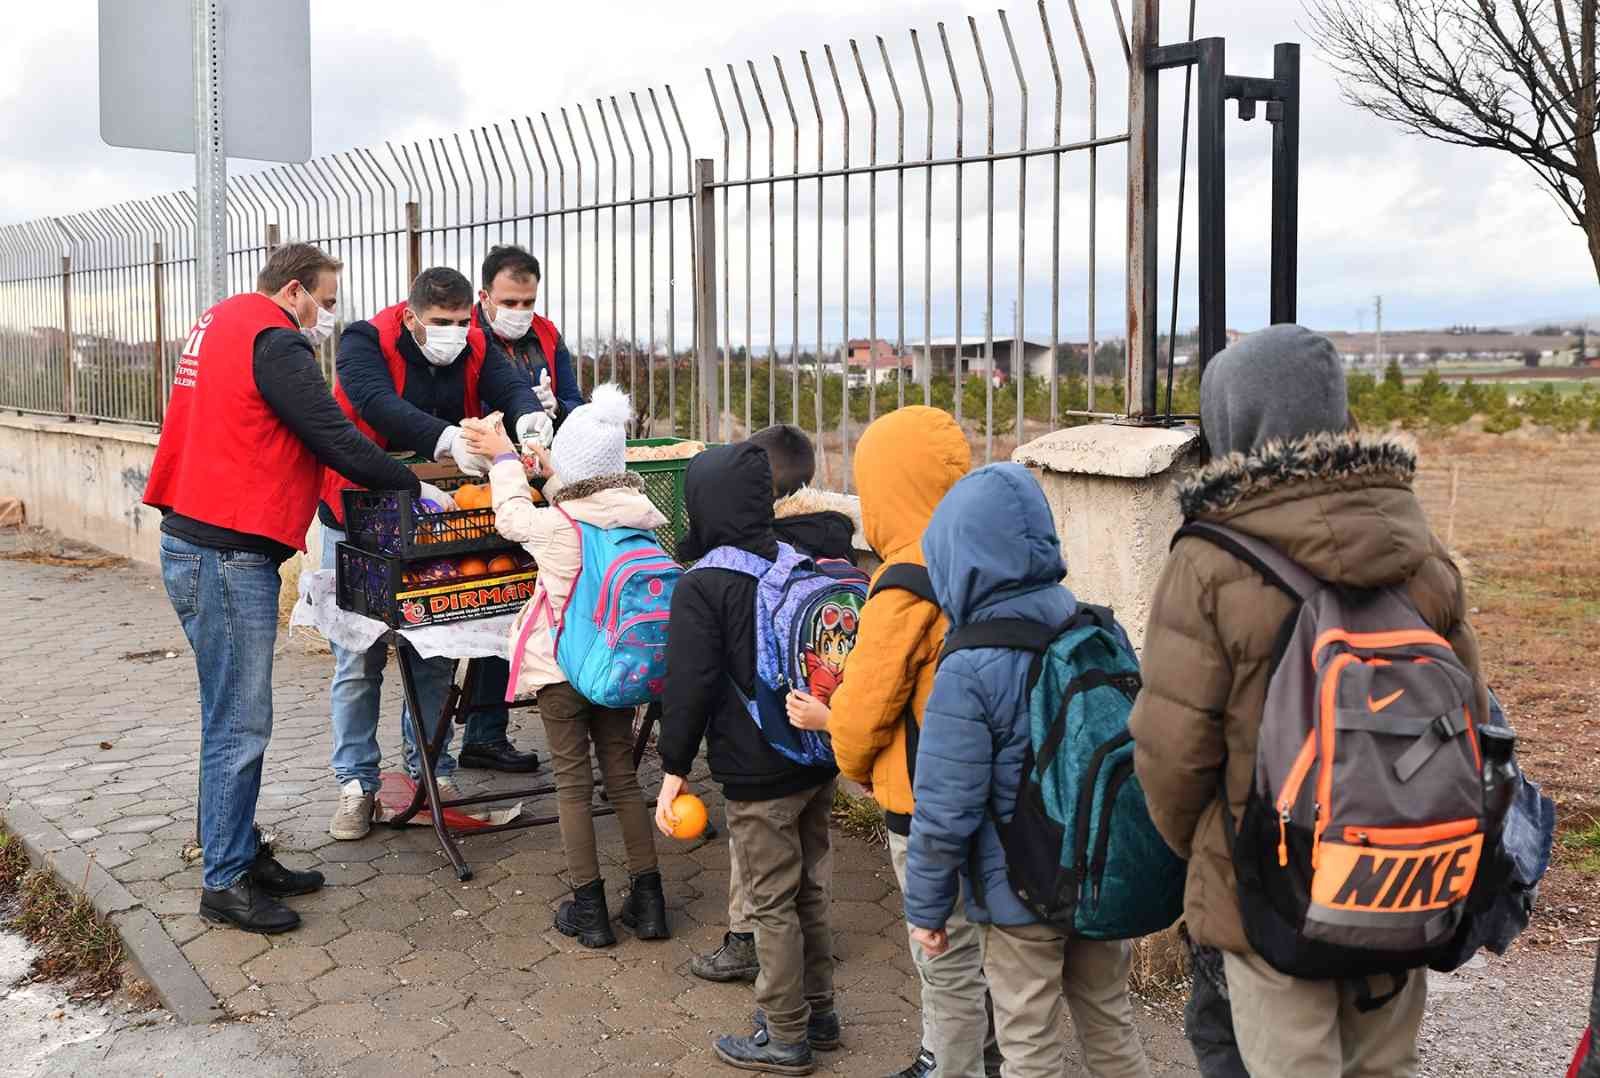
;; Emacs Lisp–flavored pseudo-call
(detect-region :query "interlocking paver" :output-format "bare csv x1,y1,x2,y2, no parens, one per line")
1,545,1194,1075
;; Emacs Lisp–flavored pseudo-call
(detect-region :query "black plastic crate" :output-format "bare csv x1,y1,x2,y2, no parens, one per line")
342,488,505,559
335,542,539,629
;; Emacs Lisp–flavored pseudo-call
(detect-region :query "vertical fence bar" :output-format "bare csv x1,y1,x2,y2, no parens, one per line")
60,252,73,418
1269,43,1300,326
693,159,720,441
1195,38,1226,374
405,201,421,286
153,239,167,420
1128,0,1159,418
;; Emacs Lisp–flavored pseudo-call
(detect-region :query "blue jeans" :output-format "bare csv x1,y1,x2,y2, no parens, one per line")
464,658,512,748
322,525,456,792
159,535,278,891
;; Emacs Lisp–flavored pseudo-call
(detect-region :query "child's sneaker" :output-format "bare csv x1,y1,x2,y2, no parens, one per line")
329,780,374,841
713,1025,814,1075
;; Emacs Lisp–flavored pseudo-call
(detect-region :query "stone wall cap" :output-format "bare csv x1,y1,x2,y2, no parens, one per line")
0,412,161,447
1012,422,1200,479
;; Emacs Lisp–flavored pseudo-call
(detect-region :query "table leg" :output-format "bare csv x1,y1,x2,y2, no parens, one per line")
393,640,472,881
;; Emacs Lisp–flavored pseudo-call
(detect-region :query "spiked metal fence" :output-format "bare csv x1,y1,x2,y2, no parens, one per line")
0,1,1259,489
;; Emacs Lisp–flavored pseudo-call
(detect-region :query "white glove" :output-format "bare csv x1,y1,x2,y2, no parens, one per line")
517,410,554,451
436,425,490,477
433,425,462,464
417,482,456,511
533,369,559,419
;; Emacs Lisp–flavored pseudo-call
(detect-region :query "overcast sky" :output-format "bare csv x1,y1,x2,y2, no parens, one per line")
3,0,1595,334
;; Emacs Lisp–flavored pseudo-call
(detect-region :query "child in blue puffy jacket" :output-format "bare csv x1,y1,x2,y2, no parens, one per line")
904,463,1150,1078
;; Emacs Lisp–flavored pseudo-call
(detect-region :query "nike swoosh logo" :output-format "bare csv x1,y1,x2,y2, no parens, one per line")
1368,689,1405,713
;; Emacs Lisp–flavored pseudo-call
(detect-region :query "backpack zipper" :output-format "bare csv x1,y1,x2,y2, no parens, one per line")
602,559,678,635
1274,732,1319,867
591,547,665,622
1313,653,1359,868
611,610,671,646
1087,757,1135,904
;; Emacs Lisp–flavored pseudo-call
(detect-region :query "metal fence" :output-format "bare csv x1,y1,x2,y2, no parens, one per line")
0,0,1156,489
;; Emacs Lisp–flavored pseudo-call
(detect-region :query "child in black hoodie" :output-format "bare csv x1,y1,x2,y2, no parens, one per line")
657,442,840,1076
690,424,856,989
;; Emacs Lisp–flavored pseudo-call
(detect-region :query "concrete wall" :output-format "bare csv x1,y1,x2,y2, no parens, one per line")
1013,423,1201,649
0,414,165,563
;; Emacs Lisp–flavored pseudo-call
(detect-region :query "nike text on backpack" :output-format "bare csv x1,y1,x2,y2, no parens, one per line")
1179,522,1501,982
690,542,869,767
938,606,1185,940
510,507,680,708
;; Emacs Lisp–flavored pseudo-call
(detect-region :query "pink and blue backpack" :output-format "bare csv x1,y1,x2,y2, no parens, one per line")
690,542,869,766
518,508,681,708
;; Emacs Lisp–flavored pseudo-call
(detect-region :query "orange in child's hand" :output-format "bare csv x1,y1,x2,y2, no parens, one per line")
668,794,708,840
486,554,517,574
456,557,489,577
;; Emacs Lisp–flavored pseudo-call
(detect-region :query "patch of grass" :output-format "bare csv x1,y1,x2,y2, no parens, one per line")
0,828,124,998
831,787,887,848
1561,819,1600,875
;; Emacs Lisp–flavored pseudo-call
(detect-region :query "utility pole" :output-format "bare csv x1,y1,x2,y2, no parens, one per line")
1374,294,1384,369
193,0,227,309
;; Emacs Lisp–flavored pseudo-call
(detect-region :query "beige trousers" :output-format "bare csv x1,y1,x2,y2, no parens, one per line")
1223,950,1427,1078
983,921,1151,1078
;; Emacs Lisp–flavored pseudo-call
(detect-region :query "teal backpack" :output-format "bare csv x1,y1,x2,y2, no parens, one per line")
939,605,1185,940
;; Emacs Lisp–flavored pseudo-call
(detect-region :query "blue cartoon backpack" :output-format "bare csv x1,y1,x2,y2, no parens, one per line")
690,542,869,766
537,508,681,708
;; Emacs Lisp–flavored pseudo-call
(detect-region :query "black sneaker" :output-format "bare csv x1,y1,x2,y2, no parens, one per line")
458,740,541,773
690,931,760,983
713,1026,814,1076
754,1007,841,1052
199,877,300,934
249,847,324,898
888,1048,937,1078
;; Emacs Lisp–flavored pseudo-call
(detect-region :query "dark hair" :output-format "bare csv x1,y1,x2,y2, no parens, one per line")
256,243,342,294
747,424,815,497
481,245,541,289
407,267,474,314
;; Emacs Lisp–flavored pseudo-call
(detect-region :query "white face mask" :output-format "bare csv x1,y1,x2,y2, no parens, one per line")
303,304,336,347
489,303,535,340
415,324,469,367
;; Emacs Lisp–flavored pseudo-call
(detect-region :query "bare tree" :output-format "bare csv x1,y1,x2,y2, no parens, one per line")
1306,0,1600,280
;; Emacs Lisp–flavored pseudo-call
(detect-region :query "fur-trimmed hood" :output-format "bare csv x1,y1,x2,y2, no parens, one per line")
773,485,860,561
548,471,665,533
1179,430,1437,591
549,470,644,506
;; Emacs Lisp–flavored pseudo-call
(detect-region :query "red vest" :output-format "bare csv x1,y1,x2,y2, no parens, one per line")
144,293,321,551
475,303,562,396
318,301,488,524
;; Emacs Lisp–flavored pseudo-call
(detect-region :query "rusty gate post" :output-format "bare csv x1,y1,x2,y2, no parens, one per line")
153,240,166,422
405,201,422,286
60,253,75,419
1126,0,1159,420
692,159,720,442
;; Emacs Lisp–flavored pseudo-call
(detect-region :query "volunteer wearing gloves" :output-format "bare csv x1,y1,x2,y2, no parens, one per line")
459,245,588,772
317,266,544,841
146,243,430,934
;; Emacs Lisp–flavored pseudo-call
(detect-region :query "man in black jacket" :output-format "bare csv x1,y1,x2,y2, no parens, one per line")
656,443,840,1076
320,268,543,841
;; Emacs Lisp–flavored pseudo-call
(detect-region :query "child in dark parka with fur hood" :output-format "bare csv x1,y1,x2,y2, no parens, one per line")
1129,325,1489,1078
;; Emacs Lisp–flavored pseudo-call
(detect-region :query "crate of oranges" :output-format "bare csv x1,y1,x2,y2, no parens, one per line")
340,481,531,560
335,544,539,629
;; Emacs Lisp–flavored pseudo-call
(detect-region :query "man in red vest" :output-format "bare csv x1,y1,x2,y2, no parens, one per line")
145,243,432,934
461,244,589,772
319,267,543,841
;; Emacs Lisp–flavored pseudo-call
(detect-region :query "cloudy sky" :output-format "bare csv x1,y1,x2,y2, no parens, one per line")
2,0,1595,335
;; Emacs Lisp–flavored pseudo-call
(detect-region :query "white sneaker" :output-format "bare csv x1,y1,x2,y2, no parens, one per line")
329,779,375,841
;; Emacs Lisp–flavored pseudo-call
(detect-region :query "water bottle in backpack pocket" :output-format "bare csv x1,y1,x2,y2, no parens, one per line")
690,543,869,767
524,507,680,708
938,606,1185,940
1181,522,1501,981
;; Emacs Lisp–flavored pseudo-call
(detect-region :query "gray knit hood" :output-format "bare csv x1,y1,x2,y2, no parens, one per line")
1200,324,1348,459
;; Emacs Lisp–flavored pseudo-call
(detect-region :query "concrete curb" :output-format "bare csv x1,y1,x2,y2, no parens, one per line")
0,779,222,1026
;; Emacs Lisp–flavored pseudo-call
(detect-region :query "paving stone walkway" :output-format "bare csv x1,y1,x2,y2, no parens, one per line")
1,546,1198,1077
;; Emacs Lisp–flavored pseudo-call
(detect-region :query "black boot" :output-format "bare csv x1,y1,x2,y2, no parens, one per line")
691,931,760,983
755,1007,841,1052
249,846,325,898
199,877,300,934
458,739,541,774
619,870,670,940
714,1026,814,1076
555,878,616,949
888,1048,937,1078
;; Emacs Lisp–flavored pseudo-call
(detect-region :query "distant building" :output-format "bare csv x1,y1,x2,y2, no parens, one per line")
844,338,912,386
909,336,1075,383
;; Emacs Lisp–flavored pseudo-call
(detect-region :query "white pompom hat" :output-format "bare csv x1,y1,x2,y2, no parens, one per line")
550,382,631,485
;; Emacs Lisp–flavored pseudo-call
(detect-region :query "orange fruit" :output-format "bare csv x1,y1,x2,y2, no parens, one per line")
456,557,489,578
668,794,708,840
454,484,490,510
487,554,518,574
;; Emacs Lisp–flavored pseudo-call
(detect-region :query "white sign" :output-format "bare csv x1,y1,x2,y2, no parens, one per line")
97,0,311,163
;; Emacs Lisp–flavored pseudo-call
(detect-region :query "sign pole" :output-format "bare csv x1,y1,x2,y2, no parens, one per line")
193,0,227,308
